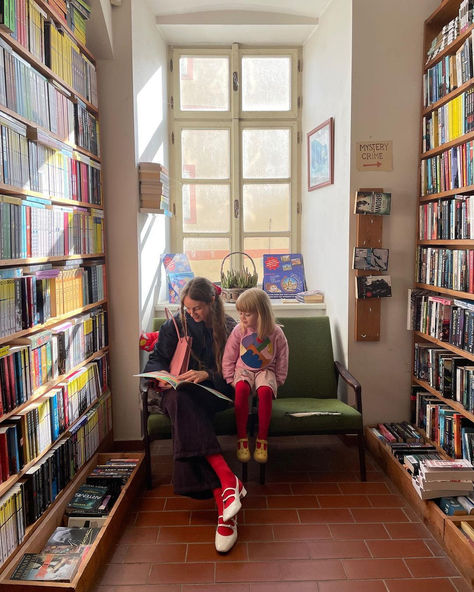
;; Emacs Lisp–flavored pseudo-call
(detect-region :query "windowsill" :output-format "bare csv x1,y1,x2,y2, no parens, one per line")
154,301,326,318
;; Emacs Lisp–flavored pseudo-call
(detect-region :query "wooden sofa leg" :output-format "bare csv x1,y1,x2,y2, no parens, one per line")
358,431,366,482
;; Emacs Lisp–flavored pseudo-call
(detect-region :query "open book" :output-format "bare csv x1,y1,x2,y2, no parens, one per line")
135,370,233,404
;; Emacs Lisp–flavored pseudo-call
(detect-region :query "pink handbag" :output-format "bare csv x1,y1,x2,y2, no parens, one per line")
166,308,192,376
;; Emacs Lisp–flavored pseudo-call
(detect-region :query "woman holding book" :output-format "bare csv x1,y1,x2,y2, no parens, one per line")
142,277,244,553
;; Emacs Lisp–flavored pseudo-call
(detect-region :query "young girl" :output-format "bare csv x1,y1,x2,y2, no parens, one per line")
222,287,289,463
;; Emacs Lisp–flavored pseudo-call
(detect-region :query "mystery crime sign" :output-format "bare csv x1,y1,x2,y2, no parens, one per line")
356,141,393,171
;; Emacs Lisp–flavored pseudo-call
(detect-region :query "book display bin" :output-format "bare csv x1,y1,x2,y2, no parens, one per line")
0,452,145,592
370,0,474,585
0,0,118,587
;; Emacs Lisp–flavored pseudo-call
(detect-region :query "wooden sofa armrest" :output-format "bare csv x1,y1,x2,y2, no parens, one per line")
334,361,363,413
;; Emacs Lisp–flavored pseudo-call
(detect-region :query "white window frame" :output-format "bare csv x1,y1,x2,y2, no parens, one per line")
168,43,302,263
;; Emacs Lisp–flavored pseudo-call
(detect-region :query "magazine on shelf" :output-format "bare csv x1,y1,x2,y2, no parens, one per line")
135,371,233,404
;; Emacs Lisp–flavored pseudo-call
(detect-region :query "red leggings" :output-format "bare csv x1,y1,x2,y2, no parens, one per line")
234,380,273,440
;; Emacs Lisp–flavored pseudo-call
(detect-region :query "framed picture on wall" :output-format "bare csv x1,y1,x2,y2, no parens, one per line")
307,117,334,191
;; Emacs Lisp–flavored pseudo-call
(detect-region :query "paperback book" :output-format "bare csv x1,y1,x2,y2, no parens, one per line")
354,191,391,215
355,275,392,299
135,371,233,404
65,484,110,516
10,552,82,581
353,248,389,271
43,527,100,553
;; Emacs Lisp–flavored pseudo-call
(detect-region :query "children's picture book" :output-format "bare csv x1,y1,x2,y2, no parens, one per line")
10,552,82,581
353,248,389,271
135,370,233,404
263,253,307,299
161,253,194,303
355,275,392,299
354,191,391,215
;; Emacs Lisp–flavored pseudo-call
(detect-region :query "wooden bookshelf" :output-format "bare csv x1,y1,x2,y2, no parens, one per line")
0,452,144,592
0,0,113,584
366,428,474,585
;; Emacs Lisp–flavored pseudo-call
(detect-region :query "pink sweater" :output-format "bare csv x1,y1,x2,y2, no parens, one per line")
222,324,289,386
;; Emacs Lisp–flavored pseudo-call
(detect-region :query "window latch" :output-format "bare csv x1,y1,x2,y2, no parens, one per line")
233,199,240,218
233,72,239,92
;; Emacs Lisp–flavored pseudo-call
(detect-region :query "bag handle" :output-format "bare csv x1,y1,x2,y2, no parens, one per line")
165,307,188,339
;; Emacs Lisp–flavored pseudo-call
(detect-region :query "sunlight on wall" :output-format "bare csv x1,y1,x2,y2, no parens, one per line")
137,66,165,163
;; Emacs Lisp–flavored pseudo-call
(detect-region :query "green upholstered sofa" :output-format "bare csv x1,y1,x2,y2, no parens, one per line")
141,315,365,488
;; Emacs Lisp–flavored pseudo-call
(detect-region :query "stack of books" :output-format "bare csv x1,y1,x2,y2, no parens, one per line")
295,290,324,303
138,162,170,212
412,458,474,500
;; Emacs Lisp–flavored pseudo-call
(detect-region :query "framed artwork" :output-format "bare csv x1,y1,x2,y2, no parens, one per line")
307,117,334,191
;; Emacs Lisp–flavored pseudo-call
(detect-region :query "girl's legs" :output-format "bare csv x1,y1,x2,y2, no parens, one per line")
234,380,251,462
254,385,273,463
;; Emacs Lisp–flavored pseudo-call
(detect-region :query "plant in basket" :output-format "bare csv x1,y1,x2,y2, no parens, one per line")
220,251,258,303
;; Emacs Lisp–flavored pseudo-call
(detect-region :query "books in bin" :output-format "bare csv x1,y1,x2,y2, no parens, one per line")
43,526,100,553
354,191,391,215
135,371,233,405
65,484,111,517
355,275,392,299
10,552,82,581
412,458,474,500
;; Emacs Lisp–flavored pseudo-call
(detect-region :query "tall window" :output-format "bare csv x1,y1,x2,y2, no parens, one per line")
169,44,302,280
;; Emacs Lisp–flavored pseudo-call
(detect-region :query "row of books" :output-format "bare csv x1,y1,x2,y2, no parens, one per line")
66,0,91,46
438,494,474,515
414,342,474,409
408,289,474,352
419,195,474,240
423,88,474,152
0,197,104,260
0,262,107,338
414,389,474,460
416,246,474,293
421,139,474,196
0,111,101,203
426,13,460,64
0,327,107,417
412,458,474,500
424,28,474,108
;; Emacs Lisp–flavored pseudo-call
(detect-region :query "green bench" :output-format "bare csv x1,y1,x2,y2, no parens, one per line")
141,315,366,488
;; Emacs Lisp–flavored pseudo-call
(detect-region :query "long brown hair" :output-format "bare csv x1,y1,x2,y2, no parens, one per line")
180,277,228,372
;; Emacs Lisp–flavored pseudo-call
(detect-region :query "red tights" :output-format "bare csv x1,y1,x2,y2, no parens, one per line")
234,380,273,440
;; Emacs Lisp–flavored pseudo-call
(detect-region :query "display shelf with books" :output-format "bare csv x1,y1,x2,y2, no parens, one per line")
0,452,144,592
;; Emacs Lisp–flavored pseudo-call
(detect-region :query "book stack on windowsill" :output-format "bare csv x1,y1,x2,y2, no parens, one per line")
295,290,324,303
412,458,474,500
138,162,170,213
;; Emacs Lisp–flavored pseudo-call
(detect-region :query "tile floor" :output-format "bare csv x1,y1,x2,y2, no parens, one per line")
93,435,473,591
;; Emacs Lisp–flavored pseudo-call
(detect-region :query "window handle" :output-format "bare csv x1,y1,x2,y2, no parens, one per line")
233,199,240,218
233,72,239,92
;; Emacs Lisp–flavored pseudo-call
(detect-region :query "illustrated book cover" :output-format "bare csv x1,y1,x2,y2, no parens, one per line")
353,247,389,271
262,253,306,299
135,370,233,404
10,552,82,581
43,527,101,553
354,191,391,215
65,484,110,516
161,253,194,303
355,275,392,299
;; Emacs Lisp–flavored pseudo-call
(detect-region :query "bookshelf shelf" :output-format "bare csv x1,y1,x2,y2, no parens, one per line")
417,239,474,247
365,427,474,585
412,376,474,423
0,184,102,210
421,129,474,160
414,283,474,300
420,184,474,201
0,254,105,267
422,77,474,116
413,330,474,359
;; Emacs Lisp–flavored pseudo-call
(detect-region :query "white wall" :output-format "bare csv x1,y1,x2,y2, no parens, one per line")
301,0,352,365
348,0,439,424
96,0,168,442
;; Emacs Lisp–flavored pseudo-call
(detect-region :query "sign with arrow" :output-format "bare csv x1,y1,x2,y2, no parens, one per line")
356,141,393,171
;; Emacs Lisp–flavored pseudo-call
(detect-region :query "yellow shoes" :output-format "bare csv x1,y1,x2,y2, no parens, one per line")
236,438,251,463
254,438,268,463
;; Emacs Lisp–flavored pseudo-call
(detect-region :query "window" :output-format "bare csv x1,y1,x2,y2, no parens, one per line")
169,44,301,280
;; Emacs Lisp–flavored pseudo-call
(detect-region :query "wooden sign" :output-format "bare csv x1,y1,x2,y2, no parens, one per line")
356,141,393,171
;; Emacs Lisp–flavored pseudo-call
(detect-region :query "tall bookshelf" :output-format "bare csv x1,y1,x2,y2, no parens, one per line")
368,0,474,585
0,0,113,578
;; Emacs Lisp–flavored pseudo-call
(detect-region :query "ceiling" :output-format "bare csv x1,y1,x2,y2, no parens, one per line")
144,0,331,45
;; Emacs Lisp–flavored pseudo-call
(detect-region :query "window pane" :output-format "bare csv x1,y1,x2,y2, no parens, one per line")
243,184,290,232
183,184,230,233
242,56,291,111
243,237,290,282
179,56,229,111
182,129,230,179
242,129,290,178
184,237,230,281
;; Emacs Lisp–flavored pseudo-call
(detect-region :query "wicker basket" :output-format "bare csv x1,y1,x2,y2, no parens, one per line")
220,251,258,303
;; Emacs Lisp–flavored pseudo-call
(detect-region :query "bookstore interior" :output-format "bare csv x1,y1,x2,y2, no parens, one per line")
0,0,473,589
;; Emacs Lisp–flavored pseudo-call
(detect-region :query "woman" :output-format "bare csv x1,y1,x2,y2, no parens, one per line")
143,277,244,553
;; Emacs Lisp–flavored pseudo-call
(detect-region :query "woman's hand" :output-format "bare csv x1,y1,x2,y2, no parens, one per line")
178,369,209,384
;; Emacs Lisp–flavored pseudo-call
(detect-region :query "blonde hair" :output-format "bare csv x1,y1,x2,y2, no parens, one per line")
235,287,275,339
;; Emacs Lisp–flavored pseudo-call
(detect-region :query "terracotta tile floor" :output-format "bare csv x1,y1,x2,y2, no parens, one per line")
92,435,473,591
